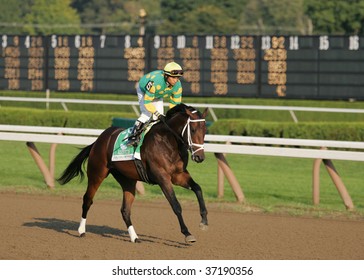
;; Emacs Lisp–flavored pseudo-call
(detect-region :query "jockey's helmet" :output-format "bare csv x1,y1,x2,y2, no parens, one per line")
163,62,183,77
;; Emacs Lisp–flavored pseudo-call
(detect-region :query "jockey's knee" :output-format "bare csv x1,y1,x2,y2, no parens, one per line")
137,113,150,124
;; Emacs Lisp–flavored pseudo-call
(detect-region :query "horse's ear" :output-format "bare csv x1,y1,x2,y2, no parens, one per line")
202,108,208,118
185,107,192,117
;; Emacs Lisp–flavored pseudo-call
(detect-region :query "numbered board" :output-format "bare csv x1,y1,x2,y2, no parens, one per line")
1,34,363,99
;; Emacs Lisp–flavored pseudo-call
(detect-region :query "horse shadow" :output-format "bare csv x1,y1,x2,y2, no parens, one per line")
23,217,189,248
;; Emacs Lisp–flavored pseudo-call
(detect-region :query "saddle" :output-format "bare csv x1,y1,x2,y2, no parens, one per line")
111,120,157,184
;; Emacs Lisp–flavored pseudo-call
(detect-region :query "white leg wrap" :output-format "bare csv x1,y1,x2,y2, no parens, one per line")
128,225,139,243
78,218,86,235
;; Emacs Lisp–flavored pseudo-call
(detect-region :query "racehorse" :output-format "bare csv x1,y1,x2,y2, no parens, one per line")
57,103,209,243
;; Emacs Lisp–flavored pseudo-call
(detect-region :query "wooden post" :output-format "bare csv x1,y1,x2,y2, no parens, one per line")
49,143,58,179
217,165,224,198
312,157,322,205
49,132,62,179
323,158,354,210
217,141,230,199
26,142,55,189
214,153,244,203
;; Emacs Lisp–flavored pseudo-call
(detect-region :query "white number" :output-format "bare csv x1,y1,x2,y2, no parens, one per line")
349,35,359,50
145,81,153,91
51,35,57,48
319,36,329,50
75,35,81,48
205,36,213,49
124,35,131,48
261,36,271,50
289,36,299,50
25,35,30,48
100,35,106,48
177,35,185,49
154,35,160,49
2,35,7,48
230,35,240,49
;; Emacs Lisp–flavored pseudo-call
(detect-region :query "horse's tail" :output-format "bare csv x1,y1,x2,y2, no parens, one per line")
57,143,94,185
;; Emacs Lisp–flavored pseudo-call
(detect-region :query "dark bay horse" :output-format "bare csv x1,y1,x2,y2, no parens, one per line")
57,103,208,243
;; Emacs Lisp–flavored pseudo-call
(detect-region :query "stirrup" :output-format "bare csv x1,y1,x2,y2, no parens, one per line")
127,135,139,146
127,120,144,146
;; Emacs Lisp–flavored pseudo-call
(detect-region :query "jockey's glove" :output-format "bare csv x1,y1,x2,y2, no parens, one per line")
155,111,166,122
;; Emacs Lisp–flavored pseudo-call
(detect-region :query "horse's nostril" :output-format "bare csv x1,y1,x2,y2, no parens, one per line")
192,155,205,163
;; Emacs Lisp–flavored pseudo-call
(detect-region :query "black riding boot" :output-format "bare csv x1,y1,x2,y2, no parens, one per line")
128,120,143,146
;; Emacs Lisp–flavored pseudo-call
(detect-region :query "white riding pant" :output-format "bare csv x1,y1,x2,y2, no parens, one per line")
136,84,164,124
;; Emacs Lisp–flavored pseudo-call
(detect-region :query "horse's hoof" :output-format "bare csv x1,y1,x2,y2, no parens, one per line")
199,223,208,231
185,235,197,243
134,238,141,243
79,233,86,238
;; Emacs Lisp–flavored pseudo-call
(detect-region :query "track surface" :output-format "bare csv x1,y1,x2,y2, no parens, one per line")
1,193,364,260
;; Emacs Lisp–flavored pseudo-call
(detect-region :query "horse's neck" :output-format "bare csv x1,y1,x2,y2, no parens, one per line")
167,116,187,135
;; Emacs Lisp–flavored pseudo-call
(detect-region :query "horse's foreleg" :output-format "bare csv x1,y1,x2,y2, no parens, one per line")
78,217,87,236
173,172,208,230
190,180,209,230
160,184,196,243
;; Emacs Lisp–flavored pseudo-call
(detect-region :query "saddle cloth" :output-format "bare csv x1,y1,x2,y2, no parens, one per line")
111,128,143,161
111,122,154,161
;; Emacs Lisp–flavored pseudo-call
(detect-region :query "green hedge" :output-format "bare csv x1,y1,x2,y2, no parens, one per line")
0,107,135,129
2,106,364,142
209,119,364,141
2,91,364,122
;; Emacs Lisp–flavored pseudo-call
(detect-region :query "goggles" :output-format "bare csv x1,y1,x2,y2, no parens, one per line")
165,69,184,76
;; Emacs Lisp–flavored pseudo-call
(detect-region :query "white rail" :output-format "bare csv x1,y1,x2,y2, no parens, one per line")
0,124,103,136
2,96,364,122
1,125,363,161
1,125,361,207
1,96,364,113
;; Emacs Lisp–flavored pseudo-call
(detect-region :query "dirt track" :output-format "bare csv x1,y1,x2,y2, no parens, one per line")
1,192,364,260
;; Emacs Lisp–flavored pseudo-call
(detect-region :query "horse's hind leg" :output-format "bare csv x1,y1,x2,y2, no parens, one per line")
122,186,139,242
78,162,109,237
111,170,139,243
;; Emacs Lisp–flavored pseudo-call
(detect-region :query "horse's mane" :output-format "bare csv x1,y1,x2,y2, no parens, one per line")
166,103,199,119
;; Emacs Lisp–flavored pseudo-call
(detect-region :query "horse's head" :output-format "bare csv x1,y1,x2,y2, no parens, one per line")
166,104,208,163
184,106,208,163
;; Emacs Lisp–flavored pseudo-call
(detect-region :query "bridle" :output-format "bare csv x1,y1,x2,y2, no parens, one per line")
158,109,206,157
181,110,205,157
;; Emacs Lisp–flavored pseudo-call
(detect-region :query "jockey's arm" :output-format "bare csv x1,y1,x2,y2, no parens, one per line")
169,88,182,109
143,92,158,114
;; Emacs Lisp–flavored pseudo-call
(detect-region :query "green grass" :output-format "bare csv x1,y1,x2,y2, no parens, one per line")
1,141,363,219
1,90,364,219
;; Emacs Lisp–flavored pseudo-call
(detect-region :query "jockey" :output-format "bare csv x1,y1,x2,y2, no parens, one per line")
128,61,184,145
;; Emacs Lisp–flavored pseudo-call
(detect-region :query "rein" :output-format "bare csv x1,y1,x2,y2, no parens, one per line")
159,118,186,146
161,110,206,156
